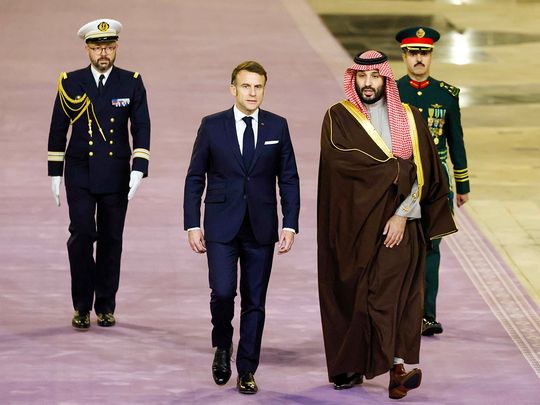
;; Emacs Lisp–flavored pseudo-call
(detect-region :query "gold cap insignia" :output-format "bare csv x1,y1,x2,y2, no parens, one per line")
416,28,425,38
98,22,110,32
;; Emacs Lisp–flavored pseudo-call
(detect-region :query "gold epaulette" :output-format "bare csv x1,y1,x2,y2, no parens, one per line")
439,81,460,97
133,72,140,78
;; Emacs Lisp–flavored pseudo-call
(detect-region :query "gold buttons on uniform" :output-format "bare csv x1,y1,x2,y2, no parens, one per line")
109,129,114,134
109,151,113,156
89,151,94,157
434,138,440,145
419,108,423,112
417,91,423,96
88,140,93,146
110,117,115,123
109,140,114,144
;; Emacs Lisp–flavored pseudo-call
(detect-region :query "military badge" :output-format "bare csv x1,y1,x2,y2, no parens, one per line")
416,28,425,38
98,22,110,32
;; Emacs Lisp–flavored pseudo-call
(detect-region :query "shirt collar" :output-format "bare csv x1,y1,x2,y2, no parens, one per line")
233,105,259,123
90,65,113,85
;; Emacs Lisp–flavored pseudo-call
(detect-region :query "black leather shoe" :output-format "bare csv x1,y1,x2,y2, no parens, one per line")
72,311,90,330
212,346,232,385
333,373,363,390
422,318,443,336
237,372,258,394
96,313,116,327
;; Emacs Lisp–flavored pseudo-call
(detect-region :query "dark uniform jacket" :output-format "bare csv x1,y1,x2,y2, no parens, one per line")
397,76,469,195
48,65,150,194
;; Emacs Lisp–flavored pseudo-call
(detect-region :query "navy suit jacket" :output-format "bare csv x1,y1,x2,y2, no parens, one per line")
47,65,151,193
184,107,300,245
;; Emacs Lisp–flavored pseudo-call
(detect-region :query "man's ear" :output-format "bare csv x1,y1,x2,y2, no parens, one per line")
229,84,237,97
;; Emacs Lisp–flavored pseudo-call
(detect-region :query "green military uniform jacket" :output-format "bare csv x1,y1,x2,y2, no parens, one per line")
397,76,470,195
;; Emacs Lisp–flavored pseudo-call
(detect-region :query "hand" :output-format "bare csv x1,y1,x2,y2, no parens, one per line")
456,193,469,208
51,176,62,207
278,230,295,254
188,229,207,253
127,170,144,200
383,215,407,248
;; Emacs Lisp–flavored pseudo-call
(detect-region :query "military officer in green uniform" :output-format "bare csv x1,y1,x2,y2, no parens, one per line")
47,19,151,329
395,26,470,336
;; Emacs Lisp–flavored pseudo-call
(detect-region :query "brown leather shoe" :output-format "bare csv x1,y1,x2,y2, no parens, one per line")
388,364,422,400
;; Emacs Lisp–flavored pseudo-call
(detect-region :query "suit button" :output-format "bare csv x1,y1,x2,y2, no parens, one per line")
109,140,113,145
110,117,115,123
109,129,114,134
89,151,94,157
109,151,113,156
88,140,93,146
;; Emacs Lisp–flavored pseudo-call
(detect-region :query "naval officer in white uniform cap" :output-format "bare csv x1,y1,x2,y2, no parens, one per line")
47,18,151,330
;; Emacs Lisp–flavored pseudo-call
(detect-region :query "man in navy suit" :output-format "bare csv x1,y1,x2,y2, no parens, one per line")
183,61,300,394
47,19,150,330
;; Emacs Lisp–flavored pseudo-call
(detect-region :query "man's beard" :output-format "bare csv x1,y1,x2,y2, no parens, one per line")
357,83,385,105
92,55,115,72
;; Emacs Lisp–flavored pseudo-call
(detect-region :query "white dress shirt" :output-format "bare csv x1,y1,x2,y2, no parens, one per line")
90,65,113,87
233,105,259,153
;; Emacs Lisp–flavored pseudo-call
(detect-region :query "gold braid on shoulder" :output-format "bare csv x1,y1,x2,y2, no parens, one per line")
57,72,106,141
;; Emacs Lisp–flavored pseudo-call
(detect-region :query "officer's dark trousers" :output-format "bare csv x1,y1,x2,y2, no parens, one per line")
206,213,275,375
66,186,128,314
424,238,441,321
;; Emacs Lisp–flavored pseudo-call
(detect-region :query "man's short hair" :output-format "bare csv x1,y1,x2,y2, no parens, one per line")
231,61,267,84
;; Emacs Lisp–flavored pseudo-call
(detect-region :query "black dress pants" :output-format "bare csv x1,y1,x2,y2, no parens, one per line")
66,186,128,314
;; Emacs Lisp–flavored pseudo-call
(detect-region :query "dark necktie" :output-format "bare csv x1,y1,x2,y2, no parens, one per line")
98,74,105,95
242,116,255,168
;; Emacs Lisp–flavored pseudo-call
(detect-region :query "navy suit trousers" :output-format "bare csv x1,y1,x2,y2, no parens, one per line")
206,213,275,375
66,186,128,314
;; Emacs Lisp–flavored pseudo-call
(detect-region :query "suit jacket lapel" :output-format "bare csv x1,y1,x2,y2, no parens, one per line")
225,107,245,171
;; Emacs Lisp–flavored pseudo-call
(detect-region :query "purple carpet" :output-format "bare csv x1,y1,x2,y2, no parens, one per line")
1,0,539,403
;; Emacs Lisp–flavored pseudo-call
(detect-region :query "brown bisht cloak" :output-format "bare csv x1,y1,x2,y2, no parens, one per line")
317,101,456,380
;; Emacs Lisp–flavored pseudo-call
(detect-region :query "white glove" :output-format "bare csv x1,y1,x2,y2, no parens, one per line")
51,176,62,207
127,170,144,200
